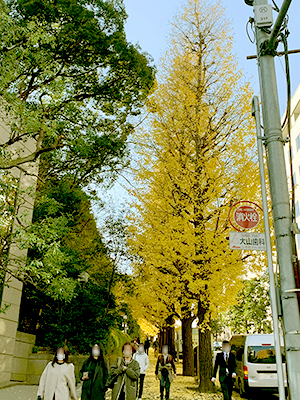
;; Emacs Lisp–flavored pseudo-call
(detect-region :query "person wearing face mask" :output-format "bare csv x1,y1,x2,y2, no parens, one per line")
107,342,140,400
80,343,108,400
211,340,237,400
155,345,176,400
37,346,77,400
133,344,149,400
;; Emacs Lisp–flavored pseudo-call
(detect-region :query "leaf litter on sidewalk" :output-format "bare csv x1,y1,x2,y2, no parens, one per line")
104,350,242,400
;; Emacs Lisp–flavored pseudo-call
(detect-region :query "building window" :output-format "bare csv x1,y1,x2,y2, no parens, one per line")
296,135,300,151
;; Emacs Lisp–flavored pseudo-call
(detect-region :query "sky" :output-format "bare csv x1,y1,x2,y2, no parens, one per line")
123,0,300,112
101,0,300,211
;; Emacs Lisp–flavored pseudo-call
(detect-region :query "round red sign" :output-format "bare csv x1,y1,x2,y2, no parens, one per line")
233,206,260,229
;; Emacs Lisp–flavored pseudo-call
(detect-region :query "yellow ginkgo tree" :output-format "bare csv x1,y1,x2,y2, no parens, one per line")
128,0,264,390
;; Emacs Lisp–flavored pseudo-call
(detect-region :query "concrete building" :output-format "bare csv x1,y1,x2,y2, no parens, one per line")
0,114,38,385
0,116,87,387
283,84,300,252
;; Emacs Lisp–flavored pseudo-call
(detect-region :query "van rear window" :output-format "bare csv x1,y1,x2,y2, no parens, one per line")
247,346,286,364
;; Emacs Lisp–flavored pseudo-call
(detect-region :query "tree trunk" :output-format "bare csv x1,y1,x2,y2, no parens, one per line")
159,316,176,357
198,305,213,392
182,316,194,376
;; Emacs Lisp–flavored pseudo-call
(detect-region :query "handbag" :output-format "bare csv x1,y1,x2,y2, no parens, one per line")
107,357,123,389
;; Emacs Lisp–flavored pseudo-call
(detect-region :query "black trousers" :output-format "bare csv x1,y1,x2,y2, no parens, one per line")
138,373,145,398
160,378,170,400
220,378,233,400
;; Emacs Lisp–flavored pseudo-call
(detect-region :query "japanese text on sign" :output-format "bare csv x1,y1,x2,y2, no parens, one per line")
229,232,266,251
233,206,260,229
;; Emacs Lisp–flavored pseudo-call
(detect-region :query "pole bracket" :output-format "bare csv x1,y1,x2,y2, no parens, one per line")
282,295,298,301
264,135,285,145
260,40,277,57
257,136,266,141
286,347,300,351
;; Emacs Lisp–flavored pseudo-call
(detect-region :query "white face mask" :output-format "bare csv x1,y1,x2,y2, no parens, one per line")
162,347,168,355
57,353,65,361
92,348,100,357
123,350,132,358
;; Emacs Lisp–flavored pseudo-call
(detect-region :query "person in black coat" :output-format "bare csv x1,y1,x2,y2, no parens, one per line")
211,340,237,400
80,343,108,400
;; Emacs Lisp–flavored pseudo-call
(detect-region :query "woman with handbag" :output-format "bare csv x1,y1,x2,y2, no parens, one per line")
37,346,77,400
80,343,108,400
107,342,140,400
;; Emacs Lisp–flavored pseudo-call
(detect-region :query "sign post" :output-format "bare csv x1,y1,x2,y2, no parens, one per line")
252,96,285,400
244,0,300,397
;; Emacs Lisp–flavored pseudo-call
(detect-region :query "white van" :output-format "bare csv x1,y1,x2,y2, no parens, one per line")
230,334,287,397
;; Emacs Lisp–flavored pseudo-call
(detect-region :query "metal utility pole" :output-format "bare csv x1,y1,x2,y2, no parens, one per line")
252,96,285,400
245,1,300,399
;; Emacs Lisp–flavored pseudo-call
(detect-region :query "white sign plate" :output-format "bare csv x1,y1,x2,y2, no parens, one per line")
229,232,266,251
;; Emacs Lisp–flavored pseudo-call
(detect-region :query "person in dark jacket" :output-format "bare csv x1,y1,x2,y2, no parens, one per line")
211,340,237,400
144,338,151,355
107,342,140,400
155,345,176,400
80,343,108,400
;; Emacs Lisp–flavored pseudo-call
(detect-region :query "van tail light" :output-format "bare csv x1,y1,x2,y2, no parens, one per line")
243,366,249,380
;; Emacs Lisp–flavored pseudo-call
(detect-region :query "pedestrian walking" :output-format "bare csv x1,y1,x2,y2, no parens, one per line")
144,338,151,355
37,346,77,400
80,343,108,400
133,343,149,400
211,340,237,400
131,337,140,353
155,345,177,400
153,339,159,357
107,342,140,400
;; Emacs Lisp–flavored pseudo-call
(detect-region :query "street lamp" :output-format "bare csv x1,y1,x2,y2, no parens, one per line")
123,315,128,334
78,271,89,284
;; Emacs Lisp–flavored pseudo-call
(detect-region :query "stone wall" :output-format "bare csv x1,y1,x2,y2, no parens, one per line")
11,331,36,382
26,353,87,385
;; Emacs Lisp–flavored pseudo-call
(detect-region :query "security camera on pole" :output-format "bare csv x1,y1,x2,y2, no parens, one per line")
244,1,300,399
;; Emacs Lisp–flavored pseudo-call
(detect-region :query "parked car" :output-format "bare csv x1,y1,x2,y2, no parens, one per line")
213,341,222,351
230,334,287,397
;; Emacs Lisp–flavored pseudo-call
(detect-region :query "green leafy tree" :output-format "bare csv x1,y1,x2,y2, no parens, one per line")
0,0,154,176
17,180,129,352
227,275,273,334
19,279,120,353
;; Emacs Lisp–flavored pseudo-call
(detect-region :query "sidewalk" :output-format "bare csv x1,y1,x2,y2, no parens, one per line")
0,385,37,400
0,384,82,400
0,351,243,400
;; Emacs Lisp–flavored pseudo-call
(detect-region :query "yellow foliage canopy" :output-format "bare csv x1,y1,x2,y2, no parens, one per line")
127,0,265,328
